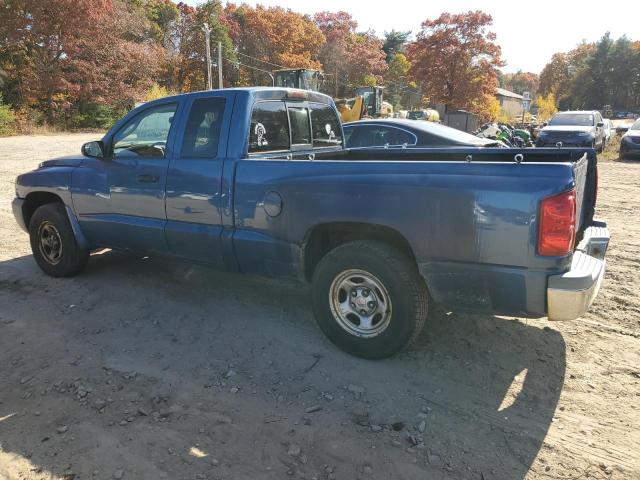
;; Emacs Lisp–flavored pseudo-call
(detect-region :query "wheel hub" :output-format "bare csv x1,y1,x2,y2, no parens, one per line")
38,221,63,265
329,269,392,338
350,287,378,316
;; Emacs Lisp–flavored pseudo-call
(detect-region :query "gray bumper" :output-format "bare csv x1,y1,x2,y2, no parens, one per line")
547,221,609,321
12,197,27,232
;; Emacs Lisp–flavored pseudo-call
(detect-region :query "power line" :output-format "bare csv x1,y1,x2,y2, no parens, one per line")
235,51,286,70
223,56,275,85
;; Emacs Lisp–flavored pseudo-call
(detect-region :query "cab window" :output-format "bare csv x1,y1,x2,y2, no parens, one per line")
288,106,311,145
249,101,290,153
113,103,177,158
181,97,226,158
310,103,342,147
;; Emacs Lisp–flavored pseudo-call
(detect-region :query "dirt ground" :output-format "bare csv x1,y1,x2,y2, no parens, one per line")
0,133,638,480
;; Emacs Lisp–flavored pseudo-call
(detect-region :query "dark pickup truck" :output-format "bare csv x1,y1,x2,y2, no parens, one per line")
12,88,609,358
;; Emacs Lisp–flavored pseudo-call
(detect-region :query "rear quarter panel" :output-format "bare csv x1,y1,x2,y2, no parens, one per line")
232,158,577,315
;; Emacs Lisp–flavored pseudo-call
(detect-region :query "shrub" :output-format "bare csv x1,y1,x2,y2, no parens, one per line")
0,94,16,136
69,103,123,130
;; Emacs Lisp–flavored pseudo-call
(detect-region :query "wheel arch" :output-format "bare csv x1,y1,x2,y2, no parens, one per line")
302,222,418,281
22,191,65,229
22,191,90,250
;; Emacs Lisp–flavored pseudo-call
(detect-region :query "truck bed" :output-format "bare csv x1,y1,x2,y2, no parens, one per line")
235,147,597,316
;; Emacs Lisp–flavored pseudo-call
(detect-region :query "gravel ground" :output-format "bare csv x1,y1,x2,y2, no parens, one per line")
0,133,638,480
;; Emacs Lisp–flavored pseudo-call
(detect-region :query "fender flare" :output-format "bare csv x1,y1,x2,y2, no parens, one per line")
64,205,90,251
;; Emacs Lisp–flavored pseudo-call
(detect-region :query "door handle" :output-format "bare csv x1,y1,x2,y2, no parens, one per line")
137,174,159,183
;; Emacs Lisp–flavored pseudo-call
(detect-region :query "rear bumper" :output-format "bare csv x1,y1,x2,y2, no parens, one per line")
12,197,27,232
547,221,609,321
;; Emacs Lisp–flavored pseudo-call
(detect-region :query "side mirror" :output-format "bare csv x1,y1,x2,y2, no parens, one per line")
81,141,105,158
596,121,604,127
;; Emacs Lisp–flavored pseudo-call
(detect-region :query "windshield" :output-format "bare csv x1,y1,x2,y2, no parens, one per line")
274,71,298,89
548,113,594,126
630,119,640,130
299,71,319,91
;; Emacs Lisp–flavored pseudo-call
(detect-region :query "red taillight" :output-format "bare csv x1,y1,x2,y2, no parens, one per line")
538,189,576,256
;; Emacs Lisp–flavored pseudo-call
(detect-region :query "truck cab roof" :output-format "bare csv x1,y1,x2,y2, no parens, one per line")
142,87,335,107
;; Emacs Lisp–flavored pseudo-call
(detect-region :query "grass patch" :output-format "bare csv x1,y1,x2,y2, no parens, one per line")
599,135,622,162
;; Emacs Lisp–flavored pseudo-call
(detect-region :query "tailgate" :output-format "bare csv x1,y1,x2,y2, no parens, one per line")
573,151,597,235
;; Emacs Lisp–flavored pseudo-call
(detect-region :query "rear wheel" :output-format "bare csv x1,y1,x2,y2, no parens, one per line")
311,241,428,359
29,203,89,277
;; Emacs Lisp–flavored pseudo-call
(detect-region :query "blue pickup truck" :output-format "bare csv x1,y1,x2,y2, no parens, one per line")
12,88,609,358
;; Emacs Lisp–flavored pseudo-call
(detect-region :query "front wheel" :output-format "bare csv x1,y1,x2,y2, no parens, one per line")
311,241,428,359
29,203,89,277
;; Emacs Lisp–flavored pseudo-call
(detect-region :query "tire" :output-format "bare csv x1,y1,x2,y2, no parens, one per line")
311,241,428,359
29,203,89,277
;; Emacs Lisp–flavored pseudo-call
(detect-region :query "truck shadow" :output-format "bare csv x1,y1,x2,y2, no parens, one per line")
0,251,565,480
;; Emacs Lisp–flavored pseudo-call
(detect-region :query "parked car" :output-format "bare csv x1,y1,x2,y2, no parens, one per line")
344,118,501,148
620,118,640,159
12,88,608,359
406,109,440,122
603,119,613,144
536,111,606,152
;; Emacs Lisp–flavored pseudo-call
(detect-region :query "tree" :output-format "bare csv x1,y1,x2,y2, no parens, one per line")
169,1,236,91
535,93,557,122
225,5,324,87
314,11,386,97
314,11,356,96
384,53,411,109
406,11,504,114
539,42,594,106
539,53,570,97
345,31,387,89
502,71,539,97
474,94,501,122
143,0,180,48
539,35,640,111
0,0,111,122
383,30,411,63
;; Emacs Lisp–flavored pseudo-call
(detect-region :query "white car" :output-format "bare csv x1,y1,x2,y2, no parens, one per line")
603,119,613,144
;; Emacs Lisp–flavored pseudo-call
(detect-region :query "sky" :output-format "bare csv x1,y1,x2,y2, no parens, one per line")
184,0,639,73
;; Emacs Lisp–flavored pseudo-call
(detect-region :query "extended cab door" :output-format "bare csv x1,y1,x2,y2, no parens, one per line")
72,100,180,252
164,92,235,266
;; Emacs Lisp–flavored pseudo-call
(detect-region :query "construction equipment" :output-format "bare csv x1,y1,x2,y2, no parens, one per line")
273,69,324,91
270,72,392,123
335,96,366,123
355,86,393,118
335,86,394,122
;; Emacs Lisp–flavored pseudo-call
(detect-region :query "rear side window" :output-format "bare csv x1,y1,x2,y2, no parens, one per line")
346,126,415,148
310,104,342,147
181,97,226,158
288,107,311,145
249,101,289,153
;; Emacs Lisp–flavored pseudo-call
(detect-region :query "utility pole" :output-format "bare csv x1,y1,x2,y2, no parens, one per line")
217,41,223,89
202,23,212,90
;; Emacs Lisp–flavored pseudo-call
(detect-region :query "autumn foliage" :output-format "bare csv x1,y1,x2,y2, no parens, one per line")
407,11,504,117
2,2,637,133
539,34,640,111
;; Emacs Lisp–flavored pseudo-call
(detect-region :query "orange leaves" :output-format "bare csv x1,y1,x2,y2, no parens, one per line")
314,11,386,96
231,5,325,70
406,11,503,112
